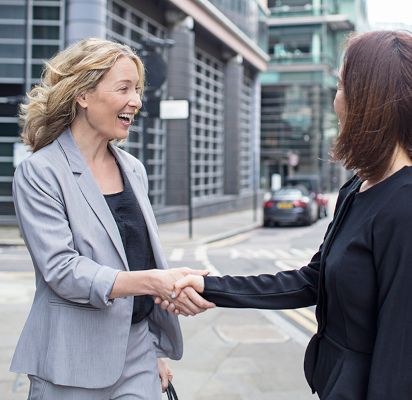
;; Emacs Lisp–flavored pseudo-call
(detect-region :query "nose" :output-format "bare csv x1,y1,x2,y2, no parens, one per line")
129,91,142,110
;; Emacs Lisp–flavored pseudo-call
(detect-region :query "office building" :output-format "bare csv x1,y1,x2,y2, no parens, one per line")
260,0,368,191
0,0,269,223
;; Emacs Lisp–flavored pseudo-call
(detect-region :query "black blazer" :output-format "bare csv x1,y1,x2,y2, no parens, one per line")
203,167,412,399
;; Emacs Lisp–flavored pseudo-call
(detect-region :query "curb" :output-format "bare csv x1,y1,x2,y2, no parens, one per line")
0,239,25,247
160,221,262,249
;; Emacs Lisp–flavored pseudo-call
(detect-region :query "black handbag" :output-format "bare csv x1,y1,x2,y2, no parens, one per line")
166,380,178,400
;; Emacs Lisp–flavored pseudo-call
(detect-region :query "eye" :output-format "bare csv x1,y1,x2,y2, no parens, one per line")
120,87,128,92
136,86,141,92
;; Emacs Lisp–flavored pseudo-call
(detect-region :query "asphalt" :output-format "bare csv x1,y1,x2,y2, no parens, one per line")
0,207,317,400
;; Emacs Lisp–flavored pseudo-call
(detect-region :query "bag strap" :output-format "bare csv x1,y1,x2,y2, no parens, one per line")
166,380,178,400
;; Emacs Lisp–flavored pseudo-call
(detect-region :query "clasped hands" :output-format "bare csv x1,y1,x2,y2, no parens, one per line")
155,268,214,316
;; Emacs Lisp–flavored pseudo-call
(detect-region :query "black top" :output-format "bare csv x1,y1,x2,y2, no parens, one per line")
104,166,154,324
203,166,412,399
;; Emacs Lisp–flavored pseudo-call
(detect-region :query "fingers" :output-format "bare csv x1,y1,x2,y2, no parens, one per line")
157,358,173,392
173,287,215,316
183,287,216,310
174,275,205,299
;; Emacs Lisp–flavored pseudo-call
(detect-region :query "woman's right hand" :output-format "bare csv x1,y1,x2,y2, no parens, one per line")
155,274,212,316
174,274,205,296
153,267,206,299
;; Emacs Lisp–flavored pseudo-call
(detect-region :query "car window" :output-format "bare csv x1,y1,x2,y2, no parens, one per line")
272,188,306,197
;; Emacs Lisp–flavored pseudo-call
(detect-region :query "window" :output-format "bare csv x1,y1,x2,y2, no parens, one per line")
0,5,25,19
33,6,60,20
32,45,59,59
33,25,59,40
0,25,25,39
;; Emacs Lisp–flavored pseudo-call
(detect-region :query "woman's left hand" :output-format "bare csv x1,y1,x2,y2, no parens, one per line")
157,358,173,393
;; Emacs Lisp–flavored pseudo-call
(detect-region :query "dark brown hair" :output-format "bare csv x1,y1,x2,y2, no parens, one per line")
331,30,412,181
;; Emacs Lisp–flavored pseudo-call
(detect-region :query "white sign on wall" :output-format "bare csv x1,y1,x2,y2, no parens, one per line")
13,143,31,167
159,100,189,120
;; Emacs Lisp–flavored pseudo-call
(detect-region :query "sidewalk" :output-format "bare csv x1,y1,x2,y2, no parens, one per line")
0,208,263,248
0,207,315,400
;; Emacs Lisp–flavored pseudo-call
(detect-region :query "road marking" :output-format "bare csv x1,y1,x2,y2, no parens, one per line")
273,249,293,259
194,245,220,276
259,309,311,347
208,233,250,249
281,309,317,334
296,307,317,323
169,248,184,261
275,259,306,270
289,248,312,258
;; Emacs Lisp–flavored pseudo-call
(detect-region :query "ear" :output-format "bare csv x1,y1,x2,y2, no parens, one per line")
76,91,88,109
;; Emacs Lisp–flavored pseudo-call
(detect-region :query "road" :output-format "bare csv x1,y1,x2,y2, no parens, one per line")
163,215,331,343
0,213,333,399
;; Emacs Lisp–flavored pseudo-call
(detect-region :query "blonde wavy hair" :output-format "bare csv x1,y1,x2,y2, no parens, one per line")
20,37,145,152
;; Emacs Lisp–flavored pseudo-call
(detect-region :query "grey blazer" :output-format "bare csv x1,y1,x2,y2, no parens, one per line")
10,128,183,389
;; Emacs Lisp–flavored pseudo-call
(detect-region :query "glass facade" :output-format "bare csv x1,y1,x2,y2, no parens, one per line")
261,0,362,189
209,0,260,43
192,49,225,199
240,75,254,192
0,0,263,220
0,0,64,217
107,0,168,208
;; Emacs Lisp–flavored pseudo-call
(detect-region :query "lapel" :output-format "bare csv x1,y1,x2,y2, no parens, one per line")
56,128,129,270
110,144,167,270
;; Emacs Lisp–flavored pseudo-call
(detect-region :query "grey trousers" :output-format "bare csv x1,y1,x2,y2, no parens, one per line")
27,319,162,400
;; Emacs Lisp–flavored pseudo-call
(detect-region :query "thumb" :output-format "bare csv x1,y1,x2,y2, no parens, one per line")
172,275,192,298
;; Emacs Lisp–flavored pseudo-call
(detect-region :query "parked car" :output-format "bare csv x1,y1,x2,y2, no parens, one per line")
263,186,318,227
284,175,328,218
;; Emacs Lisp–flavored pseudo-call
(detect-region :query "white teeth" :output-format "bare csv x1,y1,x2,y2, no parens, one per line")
118,114,133,121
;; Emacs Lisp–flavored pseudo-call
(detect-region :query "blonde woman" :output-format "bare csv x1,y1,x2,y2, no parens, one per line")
11,38,213,400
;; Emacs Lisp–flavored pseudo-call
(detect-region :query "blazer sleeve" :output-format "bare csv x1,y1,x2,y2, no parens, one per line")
203,251,320,309
366,185,412,398
13,158,120,308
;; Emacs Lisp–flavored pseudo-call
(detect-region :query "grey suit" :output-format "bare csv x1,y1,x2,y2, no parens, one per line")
10,128,183,389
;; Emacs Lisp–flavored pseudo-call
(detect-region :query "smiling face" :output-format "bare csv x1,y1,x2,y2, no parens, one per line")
334,65,346,133
76,56,142,142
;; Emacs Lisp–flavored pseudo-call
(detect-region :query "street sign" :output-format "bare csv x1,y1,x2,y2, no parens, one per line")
159,100,189,120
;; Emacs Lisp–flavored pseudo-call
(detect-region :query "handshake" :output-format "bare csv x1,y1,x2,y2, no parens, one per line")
154,268,216,317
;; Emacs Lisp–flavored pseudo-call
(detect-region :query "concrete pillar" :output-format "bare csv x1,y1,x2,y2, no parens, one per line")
165,27,195,205
66,0,107,45
223,58,243,195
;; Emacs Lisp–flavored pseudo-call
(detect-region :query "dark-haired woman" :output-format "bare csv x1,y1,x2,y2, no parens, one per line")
167,30,412,399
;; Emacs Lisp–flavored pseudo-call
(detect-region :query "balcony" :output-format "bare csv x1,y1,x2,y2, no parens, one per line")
269,52,335,68
267,7,354,31
269,4,325,18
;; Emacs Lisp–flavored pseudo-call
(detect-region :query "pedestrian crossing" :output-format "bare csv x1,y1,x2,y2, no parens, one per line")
168,246,318,271
167,244,318,337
